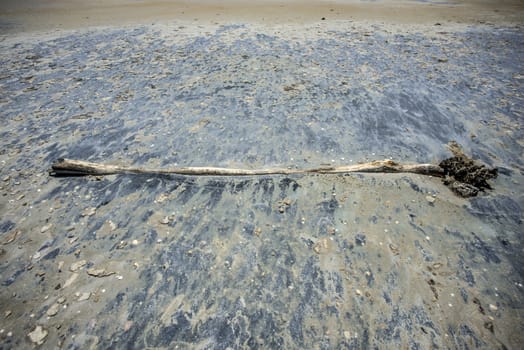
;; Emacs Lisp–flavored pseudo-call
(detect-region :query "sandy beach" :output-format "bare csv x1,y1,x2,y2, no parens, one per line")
1,0,523,33
0,1,523,349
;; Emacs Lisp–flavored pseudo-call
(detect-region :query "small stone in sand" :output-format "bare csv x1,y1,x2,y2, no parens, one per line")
2,229,20,245
70,260,87,272
389,243,400,255
63,273,79,288
77,292,91,301
426,196,436,204
46,303,60,317
108,220,117,231
87,268,115,277
82,207,96,217
28,325,47,345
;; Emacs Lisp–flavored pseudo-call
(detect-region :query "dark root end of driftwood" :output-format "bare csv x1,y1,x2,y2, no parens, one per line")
439,142,498,198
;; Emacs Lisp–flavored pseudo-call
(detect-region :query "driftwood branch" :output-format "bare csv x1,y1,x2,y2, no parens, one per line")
48,142,498,198
49,158,444,177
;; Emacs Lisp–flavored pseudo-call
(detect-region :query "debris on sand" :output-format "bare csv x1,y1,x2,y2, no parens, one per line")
439,141,498,198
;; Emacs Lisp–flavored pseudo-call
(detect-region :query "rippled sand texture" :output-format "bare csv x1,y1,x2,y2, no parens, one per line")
0,21,523,349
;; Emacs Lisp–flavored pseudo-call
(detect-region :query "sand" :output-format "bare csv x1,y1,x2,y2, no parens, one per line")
0,0,523,34
0,1,523,349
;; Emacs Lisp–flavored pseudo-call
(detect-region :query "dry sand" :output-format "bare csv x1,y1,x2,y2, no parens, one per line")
0,0,523,34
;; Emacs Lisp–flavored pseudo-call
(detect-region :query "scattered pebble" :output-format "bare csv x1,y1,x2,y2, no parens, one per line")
425,196,436,204
40,224,52,233
82,207,96,217
389,243,400,255
124,320,134,332
160,216,170,224
46,303,60,317
2,229,20,245
57,297,66,304
277,198,292,213
489,304,498,311
28,325,48,345
70,260,87,272
4,310,11,318
131,239,139,246
77,292,91,301
62,273,79,288
87,268,115,277
313,238,329,254
108,220,117,231
355,289,362,296
116,241,127,249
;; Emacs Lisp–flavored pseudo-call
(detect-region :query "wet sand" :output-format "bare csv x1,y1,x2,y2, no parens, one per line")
0,1,523,349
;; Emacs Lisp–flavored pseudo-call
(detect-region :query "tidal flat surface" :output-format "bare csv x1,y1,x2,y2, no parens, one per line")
0,22,523,348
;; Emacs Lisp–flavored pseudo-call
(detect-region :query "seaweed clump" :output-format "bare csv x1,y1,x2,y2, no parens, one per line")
439,142,498,198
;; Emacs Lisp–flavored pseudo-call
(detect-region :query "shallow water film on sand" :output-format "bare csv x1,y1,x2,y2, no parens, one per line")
0,22,523,348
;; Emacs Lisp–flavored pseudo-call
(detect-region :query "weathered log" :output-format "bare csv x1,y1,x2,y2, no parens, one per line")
49,158,444,177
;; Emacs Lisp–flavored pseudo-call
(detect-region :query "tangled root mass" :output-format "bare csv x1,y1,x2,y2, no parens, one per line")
439,142,498,198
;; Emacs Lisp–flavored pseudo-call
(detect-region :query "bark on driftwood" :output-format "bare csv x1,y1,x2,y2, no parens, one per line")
49,158,444,177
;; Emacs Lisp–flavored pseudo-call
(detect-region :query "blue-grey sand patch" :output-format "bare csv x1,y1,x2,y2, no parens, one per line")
0,22,522,348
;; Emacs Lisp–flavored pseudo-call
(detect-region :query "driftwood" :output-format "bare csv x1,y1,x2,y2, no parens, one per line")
50,158,444,177
49,141,499,198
